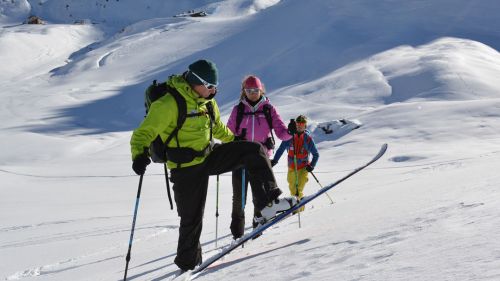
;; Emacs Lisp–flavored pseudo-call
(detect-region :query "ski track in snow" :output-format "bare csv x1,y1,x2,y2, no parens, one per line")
0,215,129,233
5,255,121,280
187,200,492,280
1,212,179,249
195,239,312,279
2,215,178,280
4,223,178,280
1,223,176,249
97,51,114,68
298,201,491,274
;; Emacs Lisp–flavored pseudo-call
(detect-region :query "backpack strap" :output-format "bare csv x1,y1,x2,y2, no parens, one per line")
262,104,275,144
164,86,215,168
262,104,273,130
235,102,276,143
180,100,215,142
163,85,187,148
205,101,215,142
235,101,245,135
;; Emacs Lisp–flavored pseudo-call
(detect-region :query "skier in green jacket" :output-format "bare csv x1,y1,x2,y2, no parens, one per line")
130,59,297,272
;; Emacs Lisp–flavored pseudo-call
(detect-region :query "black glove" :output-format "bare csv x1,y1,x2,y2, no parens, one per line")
306,164,314,172
287,119,297,135
132,152,151,175
233,135,245,141
271,159,278,167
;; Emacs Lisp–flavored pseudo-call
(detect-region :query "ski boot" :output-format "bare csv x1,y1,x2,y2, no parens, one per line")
261,196,298,221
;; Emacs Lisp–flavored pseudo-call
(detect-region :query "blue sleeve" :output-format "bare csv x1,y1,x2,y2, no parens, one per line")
273,139,290,162
306,135,319,167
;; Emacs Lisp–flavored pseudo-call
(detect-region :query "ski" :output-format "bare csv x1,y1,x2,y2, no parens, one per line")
183,143,388,280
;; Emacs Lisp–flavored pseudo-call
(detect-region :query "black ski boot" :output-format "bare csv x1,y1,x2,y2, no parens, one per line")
230,215,245,239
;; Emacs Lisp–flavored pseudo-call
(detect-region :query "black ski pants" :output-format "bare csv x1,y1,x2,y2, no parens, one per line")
170,141,280,271
230,168,262,234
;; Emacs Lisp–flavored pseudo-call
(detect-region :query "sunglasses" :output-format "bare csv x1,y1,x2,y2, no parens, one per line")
191,71,217,89
244,88,260,94
296,122,306,126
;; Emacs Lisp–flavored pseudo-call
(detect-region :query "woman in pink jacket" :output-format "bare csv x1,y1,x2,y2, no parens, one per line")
226,75,292,239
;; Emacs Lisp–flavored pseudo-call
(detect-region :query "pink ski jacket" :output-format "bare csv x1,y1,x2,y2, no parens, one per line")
227,96,291,157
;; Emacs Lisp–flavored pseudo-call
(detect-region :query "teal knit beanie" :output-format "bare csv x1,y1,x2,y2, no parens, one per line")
186,59,218,86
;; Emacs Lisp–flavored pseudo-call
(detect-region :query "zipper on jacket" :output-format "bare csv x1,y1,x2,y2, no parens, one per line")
251,97,266,141
251,106,255,141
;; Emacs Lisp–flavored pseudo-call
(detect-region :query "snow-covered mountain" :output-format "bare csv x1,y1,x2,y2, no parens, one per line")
1,1,500,280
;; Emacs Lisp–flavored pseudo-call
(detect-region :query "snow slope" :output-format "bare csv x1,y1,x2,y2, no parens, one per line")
1,0,500,280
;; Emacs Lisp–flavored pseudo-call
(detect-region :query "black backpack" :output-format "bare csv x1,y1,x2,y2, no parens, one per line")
144,79,215,163
235,101,275,149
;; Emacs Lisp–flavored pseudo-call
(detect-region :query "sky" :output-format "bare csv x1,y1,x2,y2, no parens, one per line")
1,0,500,280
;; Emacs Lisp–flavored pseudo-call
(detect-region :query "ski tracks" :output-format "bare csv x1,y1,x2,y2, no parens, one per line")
5,254,121,280
2,216,178,280
297,200,496,280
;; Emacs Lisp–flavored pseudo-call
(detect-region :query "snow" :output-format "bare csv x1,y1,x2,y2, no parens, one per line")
1,0,500,280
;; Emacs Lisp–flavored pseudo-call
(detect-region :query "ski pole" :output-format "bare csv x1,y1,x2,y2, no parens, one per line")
123,174,144,281
240,130,247,221
241,168,246,248
164,164,173,210
215,174,220,248
310,171,334,204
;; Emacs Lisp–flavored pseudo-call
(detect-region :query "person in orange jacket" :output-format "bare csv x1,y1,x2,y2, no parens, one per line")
272,115,319,212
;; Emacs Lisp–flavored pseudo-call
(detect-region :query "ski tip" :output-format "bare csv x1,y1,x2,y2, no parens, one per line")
364,143,388,166
378,143,388,158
